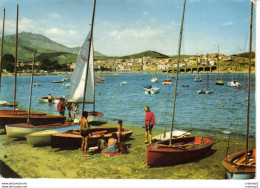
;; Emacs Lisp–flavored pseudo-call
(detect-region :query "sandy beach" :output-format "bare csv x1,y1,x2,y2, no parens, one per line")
0,122,255,179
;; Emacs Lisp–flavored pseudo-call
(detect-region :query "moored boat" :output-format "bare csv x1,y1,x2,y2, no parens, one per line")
37,97,60,103
216,80,224,85
51,127,133,148
147,136,216,167
120,81,127,85
51,80,63,83
227,81,241,87
162,79,172,85
197,90,214,94
194,77,202,82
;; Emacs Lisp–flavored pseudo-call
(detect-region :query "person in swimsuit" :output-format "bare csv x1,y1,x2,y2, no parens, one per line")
48,94,53,105
116,119,123,143
107,133,118,153
80,111,91,157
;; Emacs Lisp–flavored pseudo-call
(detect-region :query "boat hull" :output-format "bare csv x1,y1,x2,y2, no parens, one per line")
51,127,133,148
26,125,79,146
146,136,215,167
0,114,66,128
37,97,60,104
197,90,214,94
74,111,104,123
222,149,255,179
5,122,72,138
162,80,172,85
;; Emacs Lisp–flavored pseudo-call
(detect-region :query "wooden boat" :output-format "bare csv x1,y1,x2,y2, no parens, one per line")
5,122,73,138
147,0,215,167
197,54,213,94
222,1,255,179
222,149,255,179
96,78,104,83
26,125,79,146
147,136,215,167
37,97,60,103
162,79,172,85
51,127,133,148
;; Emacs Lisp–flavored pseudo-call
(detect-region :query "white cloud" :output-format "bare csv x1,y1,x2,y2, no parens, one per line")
109,27,164,40
49,13,62,19
150,18,157,23
143,12,148,16
221,21,234,26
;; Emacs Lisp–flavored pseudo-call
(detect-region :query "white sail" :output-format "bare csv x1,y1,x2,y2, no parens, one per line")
67,31,94,103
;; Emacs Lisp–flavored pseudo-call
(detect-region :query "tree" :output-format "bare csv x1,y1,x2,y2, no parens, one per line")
38,58,62,72
2,54,15,73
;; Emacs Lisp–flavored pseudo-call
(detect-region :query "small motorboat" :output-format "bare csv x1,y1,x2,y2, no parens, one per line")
197,90,214,94
120,82,127,85
162,79,172,85
144,85,160,94
227,81,241,87
194,77,202,82
151,77,158,83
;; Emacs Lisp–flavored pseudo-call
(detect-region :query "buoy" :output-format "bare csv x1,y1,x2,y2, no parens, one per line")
221,105,224,108
176,93,178,96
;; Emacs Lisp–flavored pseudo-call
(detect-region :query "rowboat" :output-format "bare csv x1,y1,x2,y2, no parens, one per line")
51,80,63,83
146,136,216,167
222,149,255,179
37,97,60,103
26,125,79,146
51,127,133,148
2,114,66,129
5,122,72,138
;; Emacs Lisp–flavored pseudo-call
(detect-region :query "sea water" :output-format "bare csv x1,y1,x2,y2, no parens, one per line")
0,73,255,140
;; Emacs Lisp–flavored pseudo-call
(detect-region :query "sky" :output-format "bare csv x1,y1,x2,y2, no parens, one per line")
0,0,256,56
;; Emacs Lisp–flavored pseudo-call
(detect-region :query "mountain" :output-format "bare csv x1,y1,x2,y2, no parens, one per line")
0,32,106,60
118,50,170,59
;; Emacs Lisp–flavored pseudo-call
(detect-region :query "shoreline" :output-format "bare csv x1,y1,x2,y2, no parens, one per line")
0,122,255,179
1,70,255,77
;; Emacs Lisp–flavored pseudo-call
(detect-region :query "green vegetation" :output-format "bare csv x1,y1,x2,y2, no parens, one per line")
119,50,170,59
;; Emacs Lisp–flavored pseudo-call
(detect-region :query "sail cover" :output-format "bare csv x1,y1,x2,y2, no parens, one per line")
67,31,94,103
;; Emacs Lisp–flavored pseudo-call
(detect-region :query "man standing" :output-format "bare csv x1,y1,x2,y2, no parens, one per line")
80,111,91,157
144,106,155,144
48,93,53,105
57,97,66,116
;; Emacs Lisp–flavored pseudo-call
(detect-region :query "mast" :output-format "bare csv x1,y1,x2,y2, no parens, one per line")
27,51,35,124
169,0,186,146
245,1,254,165
206,54,209,91
196,54,199,77
13,4,19,111
0,8,5,87
217,45,219,80
82,0,96,115
93,40,96,112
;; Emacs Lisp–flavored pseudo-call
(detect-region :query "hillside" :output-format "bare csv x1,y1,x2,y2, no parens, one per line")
119,50,170,59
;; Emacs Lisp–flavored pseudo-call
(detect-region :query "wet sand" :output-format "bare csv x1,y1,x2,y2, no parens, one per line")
0,122,255,179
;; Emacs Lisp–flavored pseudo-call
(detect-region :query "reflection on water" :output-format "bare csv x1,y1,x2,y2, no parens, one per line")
0,73,255,140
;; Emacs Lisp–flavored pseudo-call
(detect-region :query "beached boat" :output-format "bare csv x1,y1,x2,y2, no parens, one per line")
26,125,79,146
197,54,213,94
6,122,74,138
147,0,215,167
222,1,255,179
51,127,133,148
162,79,172,85
66,16,103,122
37,97,60,103
147,136,216,167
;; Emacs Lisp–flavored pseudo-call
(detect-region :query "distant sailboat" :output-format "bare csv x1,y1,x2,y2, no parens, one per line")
197,54,213,94
215,46,224,85
194,55,202,82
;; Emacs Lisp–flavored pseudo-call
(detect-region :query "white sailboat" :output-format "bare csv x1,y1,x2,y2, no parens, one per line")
67,31,103,122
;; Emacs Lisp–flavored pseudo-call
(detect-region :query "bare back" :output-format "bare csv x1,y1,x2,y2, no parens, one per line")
80,117,89,130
